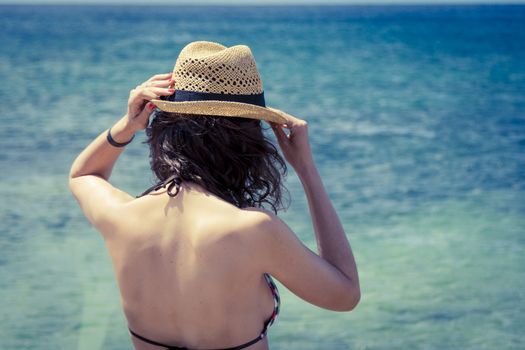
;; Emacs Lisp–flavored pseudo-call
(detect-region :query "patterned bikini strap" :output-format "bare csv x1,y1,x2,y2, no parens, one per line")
262,273,280,333
136,175,182,198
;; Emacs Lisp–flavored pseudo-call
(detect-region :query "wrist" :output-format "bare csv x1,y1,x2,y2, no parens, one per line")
296,161,319,183
111,116,137,141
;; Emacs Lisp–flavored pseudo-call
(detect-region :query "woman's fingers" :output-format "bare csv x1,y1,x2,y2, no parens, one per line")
147,72,173,82
271,123,290,145
136,89,158,100
125,74,173,130
133,87,174,101
268,107,303,130
143,79,173,88
147,86,175,96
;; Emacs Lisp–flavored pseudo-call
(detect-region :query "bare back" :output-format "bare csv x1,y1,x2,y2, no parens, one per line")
103,182,276,350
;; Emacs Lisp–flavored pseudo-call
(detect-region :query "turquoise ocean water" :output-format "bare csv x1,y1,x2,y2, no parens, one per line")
0,4,524,349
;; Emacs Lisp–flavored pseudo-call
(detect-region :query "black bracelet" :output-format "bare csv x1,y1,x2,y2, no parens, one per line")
106,127,135,147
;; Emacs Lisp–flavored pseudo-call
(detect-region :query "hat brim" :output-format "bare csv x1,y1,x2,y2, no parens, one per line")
150,99,287,124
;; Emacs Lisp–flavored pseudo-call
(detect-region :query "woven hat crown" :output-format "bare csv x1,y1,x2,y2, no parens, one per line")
151,41,286,124
172,41,263,95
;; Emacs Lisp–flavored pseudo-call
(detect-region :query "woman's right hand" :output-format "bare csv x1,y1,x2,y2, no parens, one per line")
268,108,315,174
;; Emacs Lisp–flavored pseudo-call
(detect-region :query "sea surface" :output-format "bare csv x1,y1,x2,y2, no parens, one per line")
0,4,524,350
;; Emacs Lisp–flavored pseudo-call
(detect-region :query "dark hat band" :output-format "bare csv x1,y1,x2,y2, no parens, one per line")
162,89,266,107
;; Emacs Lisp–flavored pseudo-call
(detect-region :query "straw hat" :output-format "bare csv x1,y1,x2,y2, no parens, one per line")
150,41,287,124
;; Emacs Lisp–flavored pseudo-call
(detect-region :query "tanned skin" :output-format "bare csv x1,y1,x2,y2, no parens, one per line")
69,73,360,350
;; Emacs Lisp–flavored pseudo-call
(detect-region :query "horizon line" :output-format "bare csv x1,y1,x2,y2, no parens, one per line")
1,1,525,5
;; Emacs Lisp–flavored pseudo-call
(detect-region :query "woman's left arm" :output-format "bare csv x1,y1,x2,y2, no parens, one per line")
69,116,140,184
69,72,174,235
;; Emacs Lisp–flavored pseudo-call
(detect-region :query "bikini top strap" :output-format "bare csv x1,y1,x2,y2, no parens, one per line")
262,273,280,331
136,175,182,198
209,275,280,350
128,274,280,350
129,327,188,349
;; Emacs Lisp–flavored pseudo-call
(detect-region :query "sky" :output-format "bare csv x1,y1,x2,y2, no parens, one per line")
2,0,525,4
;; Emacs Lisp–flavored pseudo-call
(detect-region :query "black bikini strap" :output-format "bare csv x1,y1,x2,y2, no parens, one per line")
129,327,188,349
136,175,181,198
223,333,266,350
128,327,267,350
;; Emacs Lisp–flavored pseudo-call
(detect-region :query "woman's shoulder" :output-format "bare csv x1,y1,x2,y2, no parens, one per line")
240,206,279,227
236,207,290,244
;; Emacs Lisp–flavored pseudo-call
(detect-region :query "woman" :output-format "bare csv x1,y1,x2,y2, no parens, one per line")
69,41,360,350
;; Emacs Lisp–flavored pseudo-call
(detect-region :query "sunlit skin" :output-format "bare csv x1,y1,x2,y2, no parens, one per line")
69,73,360,349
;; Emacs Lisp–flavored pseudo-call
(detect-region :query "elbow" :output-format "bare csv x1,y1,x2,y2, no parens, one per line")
68,165,78,191
69,163,78,182
68,175,78,197
68,166,84,196
69,160,82,181
345,286,361,311
335,285,361,312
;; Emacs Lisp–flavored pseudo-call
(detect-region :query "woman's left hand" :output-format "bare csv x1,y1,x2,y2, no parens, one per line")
125,72,175,132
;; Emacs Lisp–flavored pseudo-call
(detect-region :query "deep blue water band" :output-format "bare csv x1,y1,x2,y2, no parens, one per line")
163,90,266,107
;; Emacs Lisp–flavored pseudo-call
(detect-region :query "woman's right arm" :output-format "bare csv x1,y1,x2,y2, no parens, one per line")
254,111,360,311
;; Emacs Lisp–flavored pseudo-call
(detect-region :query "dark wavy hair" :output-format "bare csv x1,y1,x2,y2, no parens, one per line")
144,111,289,214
